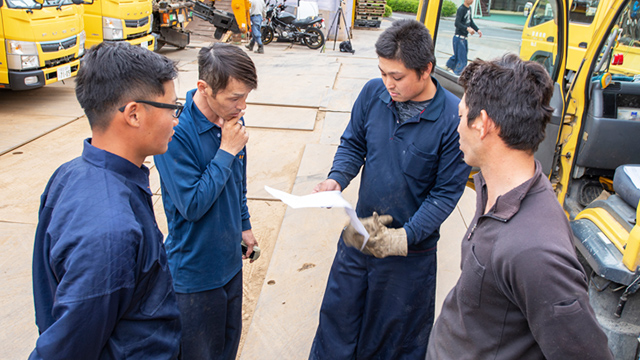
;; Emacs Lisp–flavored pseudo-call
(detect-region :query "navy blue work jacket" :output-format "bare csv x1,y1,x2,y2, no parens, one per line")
329,78,470,252
31,139,181,360
154,89,250,293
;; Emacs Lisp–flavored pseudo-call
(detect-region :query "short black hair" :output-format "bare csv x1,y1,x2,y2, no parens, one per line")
198,43,257,95
458,53,554,153
375,19,436,77
75,42,178,130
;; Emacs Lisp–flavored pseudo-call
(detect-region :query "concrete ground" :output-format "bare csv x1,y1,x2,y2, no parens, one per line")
0,16,474,359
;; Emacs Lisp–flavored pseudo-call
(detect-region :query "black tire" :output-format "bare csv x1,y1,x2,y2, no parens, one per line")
262,26,274,45
303,28,324,50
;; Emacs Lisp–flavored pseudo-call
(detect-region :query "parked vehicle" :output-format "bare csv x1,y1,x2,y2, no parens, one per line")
190,0,251,40
83,0,155,50
419,0,640,357
0,0,86,90
151,0,251,50
152,0,193,50
521,0,639,76
261,0,325,49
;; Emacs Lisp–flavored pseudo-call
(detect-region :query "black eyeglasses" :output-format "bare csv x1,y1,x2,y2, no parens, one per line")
119,100,184,118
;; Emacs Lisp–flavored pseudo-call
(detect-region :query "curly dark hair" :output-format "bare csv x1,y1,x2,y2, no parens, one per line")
458,53,554,153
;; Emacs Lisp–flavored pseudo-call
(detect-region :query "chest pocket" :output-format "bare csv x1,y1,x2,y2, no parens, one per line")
233,149,245,184
401,144,438,181
459,244,485,308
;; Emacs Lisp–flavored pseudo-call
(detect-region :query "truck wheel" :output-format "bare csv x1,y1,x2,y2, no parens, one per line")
262,26,274,45
303,28,324,50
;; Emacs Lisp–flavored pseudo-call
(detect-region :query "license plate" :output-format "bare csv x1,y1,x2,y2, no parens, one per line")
57,65,71,81
140,41,148,48
178,13,185,23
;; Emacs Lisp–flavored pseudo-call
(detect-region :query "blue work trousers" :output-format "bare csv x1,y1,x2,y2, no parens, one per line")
249,14,263,46
177,270,242,360
446,36,468,75
310,238,437,360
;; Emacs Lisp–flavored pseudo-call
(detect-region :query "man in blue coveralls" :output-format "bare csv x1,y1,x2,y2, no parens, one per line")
31,42,182,359
309,19,471,359
154,43,259,360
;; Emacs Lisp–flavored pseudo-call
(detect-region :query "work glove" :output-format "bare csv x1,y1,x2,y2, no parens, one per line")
342,211,392,250
342,212,408,258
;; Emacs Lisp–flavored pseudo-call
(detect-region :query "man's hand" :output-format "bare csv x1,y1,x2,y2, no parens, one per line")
220,111,248,156
342,212,393,251
242,229,259,263
467,27,476,35
313,179,342,193
477,30,483,38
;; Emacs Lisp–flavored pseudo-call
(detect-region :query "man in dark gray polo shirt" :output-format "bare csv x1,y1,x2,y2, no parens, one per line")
426,54,613,359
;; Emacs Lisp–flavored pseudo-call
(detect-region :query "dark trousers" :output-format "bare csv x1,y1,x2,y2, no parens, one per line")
446,36,468,75
177,270,242,360
310,238,437,360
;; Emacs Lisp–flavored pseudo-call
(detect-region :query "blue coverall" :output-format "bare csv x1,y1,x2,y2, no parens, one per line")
31,139,181,360
310,78,470,359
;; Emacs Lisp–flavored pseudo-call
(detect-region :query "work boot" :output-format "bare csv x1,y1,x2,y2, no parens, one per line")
255,45,264,54
245,41,254,51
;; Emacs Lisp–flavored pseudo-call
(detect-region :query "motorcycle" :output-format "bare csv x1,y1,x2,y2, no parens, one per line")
260,0,325,50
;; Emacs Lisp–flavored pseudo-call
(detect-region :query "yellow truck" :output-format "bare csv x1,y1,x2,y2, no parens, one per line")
521,0,639,75
419,0,640,357
83,0,155,50
0,0,86,90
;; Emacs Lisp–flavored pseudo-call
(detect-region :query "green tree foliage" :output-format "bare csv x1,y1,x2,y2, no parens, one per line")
441,0,457,16
386,0,457,16
384,4,393,17
386,0,419,14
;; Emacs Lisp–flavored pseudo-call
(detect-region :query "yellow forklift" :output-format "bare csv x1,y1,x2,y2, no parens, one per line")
151,0,251,50
417,0,640,357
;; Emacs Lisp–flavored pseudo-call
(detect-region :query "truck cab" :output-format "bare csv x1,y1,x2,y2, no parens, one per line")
0,0,86,90
521,0,639,74
84,0,155,50
418,0,640,357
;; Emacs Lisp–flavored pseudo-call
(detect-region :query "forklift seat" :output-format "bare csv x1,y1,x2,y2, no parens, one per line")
614,165,640,210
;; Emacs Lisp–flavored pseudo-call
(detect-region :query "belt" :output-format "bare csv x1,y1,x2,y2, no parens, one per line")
454,34,467,39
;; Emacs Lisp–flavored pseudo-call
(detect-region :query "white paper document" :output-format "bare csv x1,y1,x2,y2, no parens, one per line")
264,186,369,248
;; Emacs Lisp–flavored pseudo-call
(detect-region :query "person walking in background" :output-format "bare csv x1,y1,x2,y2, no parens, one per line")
246,0,266,53
446,0,482,75
154,43,259,360
30,42,182,360
426,54,613,360
309,19,470,360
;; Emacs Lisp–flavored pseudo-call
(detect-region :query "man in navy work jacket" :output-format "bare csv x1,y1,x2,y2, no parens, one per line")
309,19,471,359
426,54,613,359
154,43,258,360
31,42,182,359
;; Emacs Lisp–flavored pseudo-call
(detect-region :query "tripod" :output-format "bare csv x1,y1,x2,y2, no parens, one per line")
324,0,355,53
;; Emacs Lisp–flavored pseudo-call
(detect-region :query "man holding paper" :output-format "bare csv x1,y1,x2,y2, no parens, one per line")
309,19,471,359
